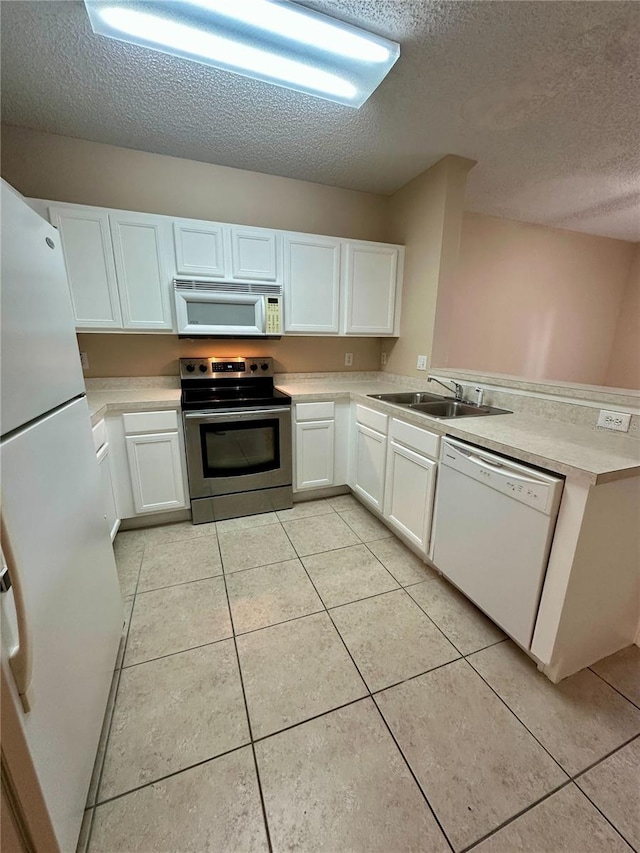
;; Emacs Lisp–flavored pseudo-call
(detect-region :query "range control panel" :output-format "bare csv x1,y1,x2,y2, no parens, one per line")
179,357,274,379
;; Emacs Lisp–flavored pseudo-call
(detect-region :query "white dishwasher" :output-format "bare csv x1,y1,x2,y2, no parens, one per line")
431,437,563,649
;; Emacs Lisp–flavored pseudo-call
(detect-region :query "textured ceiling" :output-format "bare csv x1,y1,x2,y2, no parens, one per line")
2,0,639,240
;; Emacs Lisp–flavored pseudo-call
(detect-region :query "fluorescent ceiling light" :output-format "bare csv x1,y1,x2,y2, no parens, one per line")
84,0,400,108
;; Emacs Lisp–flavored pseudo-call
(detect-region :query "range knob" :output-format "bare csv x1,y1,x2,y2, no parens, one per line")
186,363,195,373
261,362,269,371
249,363,258,372
198,363,208,372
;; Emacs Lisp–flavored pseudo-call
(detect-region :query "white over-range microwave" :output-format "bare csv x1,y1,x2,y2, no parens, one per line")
174,279,283,337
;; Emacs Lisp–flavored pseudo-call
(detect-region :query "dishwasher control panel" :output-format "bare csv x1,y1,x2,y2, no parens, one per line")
440,439,563,516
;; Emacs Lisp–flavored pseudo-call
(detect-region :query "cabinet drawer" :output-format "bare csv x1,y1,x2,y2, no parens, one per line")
122,410,179,434
92,419,107,452
391,419,440,459
355,404,388,435
295,401,335,421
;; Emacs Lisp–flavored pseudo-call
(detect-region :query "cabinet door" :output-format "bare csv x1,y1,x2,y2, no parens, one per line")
353,423,387,510
231,228,278,281
49,206,122,329
110,213,174,330
384,441,436,552
345,243,398,334
173,219,226,277
295,420,335,490
284,235,340,333
125,432,186,513
96,442,120,541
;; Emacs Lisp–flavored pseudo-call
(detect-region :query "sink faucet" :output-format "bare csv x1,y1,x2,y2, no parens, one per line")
428,377,464,400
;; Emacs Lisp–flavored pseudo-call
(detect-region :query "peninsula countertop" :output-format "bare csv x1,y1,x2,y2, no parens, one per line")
84,377,640,485
275,378,640,486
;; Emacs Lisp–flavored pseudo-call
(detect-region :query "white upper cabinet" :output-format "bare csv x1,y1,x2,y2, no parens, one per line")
230,227,279,281
173,219,226,277
48,205,122,329
109,212,174,330
39,198,404,337
284,234,341,333
345,242,400,335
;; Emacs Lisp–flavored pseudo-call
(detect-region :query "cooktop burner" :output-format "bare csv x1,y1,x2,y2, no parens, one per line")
179,357,291,411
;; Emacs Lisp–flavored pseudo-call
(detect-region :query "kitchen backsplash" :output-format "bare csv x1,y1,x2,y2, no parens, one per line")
76,334,384,378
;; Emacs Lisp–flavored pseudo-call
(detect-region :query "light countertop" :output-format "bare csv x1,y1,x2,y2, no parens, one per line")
87,388,181,423
86,378,640,485
275,379,640,485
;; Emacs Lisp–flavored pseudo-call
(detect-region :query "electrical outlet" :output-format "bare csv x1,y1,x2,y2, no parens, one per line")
344,352,353,367
79,351,89,370
597,410,631,432
416,355,428,371
381,352,387,366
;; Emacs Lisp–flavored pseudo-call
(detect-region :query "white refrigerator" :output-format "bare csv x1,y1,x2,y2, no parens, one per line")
1,180,123,852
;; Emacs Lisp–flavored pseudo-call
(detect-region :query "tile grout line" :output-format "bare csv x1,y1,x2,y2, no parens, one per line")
215,531,274,853
284,516,630,852
459,779,573,853
572,731,640,782
588,665,640,711
110,518,640,851
278,520,458,853
90,742,252,809
570,736,640,853
84,543,146,851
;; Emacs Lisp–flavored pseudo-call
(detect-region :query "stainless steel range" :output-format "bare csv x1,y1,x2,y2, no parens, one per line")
180,356,293,524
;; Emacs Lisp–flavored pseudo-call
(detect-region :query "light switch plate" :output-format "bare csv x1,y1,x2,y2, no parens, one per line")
344,352,353,367
79,351,89,370
416,355,428,371
381,352,387,366
597,410,631,432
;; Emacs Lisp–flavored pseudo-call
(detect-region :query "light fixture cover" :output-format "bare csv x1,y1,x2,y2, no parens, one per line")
84,0,400,108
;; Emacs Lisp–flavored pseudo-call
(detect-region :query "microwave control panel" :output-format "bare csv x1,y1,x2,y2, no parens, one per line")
266,297,282,335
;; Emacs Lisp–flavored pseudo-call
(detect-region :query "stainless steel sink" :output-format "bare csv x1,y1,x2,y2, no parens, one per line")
409,400,511,418
367,391,511,419
368,391,449,405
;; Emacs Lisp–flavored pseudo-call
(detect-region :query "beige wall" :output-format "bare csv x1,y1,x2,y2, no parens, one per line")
77,334,382,377
383,156,474,377
0,125,389,241
441,213,637,387
1,125,391,378
606,244,640,389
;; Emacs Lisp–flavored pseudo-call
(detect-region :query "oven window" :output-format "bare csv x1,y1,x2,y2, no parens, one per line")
199,419,279,477
186,300,256,328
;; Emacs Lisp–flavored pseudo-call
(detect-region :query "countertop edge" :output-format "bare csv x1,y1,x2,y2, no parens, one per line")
85,385,640,485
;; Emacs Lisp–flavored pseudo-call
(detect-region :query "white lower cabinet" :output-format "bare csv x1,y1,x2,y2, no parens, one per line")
294,401,335,491
383,418,440,553
107,409,188,518
351,406,388,511
92,419,120,540
96,442,120,541
296,420,335,489
125,431,186,514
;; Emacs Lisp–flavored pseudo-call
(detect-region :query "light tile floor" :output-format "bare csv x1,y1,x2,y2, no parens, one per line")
80,497,640,853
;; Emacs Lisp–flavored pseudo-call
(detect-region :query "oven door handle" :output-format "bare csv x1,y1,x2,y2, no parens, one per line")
184,408,291,421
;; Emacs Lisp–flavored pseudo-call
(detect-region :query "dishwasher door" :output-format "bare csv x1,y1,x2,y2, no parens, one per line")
431,438,563,648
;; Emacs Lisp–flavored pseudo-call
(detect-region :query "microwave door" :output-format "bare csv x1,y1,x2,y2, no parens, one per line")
176,291,265,336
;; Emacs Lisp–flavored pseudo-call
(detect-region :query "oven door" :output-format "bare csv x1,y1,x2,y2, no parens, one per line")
183,407,292,498
175,290,266,336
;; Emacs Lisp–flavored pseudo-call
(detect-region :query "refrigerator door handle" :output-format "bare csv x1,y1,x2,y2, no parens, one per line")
1,516,33,712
